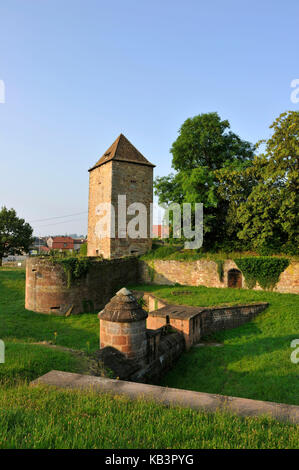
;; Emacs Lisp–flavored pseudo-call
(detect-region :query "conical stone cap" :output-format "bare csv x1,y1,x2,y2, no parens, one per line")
98,288,148,323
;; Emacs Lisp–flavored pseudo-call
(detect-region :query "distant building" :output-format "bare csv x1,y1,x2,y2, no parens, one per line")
29,237,47,255
152,224,169,239
73,238,86,252
40,246,50,253
47,236,74,251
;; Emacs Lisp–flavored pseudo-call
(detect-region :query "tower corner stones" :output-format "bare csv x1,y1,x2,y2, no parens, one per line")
87,134,155,259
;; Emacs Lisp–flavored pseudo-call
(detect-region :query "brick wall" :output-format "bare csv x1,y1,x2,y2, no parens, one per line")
139,259,299,294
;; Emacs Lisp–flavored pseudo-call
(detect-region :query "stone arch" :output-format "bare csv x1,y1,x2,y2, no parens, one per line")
227,269,242,288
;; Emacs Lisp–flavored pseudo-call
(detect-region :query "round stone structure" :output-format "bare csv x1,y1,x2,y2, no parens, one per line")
25,257,139,315
98,287,148,362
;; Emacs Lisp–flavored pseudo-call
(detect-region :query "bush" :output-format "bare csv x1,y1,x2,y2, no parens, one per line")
234,257,289,290
141,245,181,260
79,243,87,256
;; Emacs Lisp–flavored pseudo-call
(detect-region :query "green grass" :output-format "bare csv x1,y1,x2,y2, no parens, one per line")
132,284,299,406
140,244,299,262
0,268,298,449
0,384,298,449
0,268,99,352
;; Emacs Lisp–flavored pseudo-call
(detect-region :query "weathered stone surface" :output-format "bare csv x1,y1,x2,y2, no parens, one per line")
144,293,268,349
31,370,299,424
93,347,140,380
98,288,148,323
25,257,139,315
139,259,299,294
87,135,154,259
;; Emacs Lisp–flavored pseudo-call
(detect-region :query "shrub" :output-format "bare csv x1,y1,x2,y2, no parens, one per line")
79,243,87,256
234,257,289,290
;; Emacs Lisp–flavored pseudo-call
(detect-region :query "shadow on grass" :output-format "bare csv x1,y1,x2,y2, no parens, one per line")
161,334,299,405
0,266,99,351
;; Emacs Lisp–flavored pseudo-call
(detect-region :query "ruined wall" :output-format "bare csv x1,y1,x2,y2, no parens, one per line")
25,257,139,315
139,259,299,294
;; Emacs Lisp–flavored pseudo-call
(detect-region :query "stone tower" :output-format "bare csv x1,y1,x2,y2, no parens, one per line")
98,287,148,363
87,134,155,258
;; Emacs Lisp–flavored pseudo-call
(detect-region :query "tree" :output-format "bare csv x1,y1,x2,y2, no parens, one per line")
0,207,33,265
154,112,254,248
235,111,299,254
79,242,87,256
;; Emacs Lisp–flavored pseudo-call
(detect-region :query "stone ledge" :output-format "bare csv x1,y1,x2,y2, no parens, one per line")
31,370,299,424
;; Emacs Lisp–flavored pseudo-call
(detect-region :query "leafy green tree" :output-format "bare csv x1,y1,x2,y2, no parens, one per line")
0,207,33,265
154,112,254,248
170,112,254,171
79,242,87,256
236,111,299,254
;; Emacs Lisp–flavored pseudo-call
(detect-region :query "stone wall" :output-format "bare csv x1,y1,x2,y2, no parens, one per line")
87,159,153,259
96,328,185,384
87,160,113,258
25,257,139,315
139,259,299,294
144,297,268,349
100,319,148,363
109,160,153,258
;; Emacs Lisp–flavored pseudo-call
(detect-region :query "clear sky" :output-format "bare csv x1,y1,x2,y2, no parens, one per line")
0,0,298,236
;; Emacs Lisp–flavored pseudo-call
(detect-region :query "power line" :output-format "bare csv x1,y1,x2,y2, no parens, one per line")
29,211,87,223
32,216,87,228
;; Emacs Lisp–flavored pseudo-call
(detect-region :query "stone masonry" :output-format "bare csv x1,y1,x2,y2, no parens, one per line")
98,288,148,363
87,134,155,259
139,259,299,294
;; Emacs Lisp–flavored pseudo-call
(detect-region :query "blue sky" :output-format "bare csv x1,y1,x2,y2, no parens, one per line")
0,0,298,236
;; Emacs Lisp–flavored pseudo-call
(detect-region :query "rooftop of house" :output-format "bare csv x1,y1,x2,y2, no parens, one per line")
48,236,74,242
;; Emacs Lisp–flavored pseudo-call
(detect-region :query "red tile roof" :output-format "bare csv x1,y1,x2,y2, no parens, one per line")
51,236,74,250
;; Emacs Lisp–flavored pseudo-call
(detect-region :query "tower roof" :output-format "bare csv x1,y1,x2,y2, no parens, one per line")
98,288,148,323
89,134,155,172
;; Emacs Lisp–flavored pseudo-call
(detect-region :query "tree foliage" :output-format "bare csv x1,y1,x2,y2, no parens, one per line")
154,112,254,248
235,257,290,290
0,207,33,264
155,111,299,254
235,111,299,254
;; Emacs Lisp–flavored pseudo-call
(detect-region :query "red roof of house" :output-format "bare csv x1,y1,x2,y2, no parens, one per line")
51,237,74,249
52,237,73,243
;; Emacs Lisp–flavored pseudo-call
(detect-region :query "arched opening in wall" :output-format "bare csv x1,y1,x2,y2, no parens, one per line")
228,269,242,288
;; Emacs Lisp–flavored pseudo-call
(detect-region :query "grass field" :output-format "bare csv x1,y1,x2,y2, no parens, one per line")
0,268,298,449
133,284,299,406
